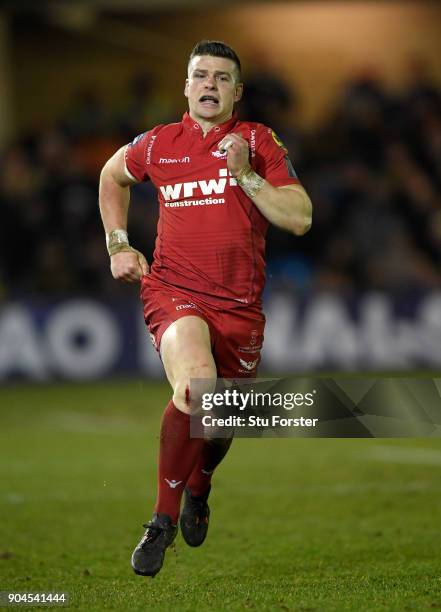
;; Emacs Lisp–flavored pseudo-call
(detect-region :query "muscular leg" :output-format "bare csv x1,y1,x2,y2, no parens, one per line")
160,315,216,414
153,316,217,523
186,307,265,496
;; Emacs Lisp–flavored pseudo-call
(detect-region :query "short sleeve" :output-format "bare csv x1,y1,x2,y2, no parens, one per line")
255,126,300,187
124,131,151,182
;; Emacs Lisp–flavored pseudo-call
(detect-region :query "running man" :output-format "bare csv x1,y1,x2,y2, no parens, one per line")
99,40,312,577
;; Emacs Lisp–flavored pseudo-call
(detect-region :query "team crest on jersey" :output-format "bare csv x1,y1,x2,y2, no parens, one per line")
212,150,227,159
239,358,259,372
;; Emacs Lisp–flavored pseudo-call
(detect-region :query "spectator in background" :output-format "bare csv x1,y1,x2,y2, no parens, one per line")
239,50,308,288
62,88,110,140
1,62,440,298
114,71,175,140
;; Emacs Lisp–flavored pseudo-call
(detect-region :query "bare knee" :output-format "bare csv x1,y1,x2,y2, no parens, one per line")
173,363,217,414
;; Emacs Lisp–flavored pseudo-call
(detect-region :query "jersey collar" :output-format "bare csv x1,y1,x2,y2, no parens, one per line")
182,112,238,138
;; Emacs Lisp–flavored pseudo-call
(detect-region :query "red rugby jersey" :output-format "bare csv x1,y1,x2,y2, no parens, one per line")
125,112,299,309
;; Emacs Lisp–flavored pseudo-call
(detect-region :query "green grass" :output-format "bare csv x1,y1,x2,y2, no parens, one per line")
1,380,441,611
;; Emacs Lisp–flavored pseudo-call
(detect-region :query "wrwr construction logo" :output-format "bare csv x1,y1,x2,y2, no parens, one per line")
160,168,237,208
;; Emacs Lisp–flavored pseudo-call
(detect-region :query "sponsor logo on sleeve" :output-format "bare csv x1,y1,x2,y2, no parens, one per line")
128,132,146,147
270,129,288,153
146,134,157,165
250,129,256,158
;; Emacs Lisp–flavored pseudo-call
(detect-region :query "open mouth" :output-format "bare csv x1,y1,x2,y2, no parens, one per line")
199,95,219,105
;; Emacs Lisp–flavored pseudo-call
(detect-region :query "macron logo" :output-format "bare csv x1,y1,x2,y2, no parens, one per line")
159,168,237,201
159,156,190,164
165,478,182,489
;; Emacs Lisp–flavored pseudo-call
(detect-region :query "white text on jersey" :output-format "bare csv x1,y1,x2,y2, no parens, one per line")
159,168,237,201
159,156,190,164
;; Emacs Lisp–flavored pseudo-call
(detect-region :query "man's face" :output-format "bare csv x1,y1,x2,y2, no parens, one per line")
185,55,243,124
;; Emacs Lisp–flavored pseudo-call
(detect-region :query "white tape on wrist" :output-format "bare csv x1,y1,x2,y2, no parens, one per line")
106,229,130,256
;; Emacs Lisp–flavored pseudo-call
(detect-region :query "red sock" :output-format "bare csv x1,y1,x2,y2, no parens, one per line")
154,401,204,523
187,437,233,497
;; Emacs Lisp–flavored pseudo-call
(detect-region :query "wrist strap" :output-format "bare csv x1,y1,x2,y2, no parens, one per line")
108,244,137,257
106,229,129,256
236,166,265,198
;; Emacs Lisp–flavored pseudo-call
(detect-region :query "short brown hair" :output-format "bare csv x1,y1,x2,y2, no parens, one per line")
189,40,242,82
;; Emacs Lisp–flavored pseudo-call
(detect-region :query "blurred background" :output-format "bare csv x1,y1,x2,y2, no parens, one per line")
2,5,441,605
1,0,441,380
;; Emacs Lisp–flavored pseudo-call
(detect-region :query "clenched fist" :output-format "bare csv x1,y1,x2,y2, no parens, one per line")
110,248,149,282
218,132,250,178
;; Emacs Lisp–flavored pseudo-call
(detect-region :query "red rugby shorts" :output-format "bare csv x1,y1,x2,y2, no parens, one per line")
140,276,265,378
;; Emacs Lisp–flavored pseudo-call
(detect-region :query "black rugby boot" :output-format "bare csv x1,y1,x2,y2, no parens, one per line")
180,485,211,547
131,513,177,577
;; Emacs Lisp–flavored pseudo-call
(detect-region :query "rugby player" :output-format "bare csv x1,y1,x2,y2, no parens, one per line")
99,40,312,577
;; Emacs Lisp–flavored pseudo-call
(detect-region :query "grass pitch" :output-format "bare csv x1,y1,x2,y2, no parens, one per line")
1,380,441,611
